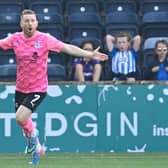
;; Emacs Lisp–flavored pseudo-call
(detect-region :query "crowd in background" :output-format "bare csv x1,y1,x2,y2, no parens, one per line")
0,0,168,82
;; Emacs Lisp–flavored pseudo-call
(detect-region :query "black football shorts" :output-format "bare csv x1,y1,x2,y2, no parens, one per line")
15,90,46,112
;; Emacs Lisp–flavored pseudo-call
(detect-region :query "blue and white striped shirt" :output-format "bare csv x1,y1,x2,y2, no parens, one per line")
109,48,137,75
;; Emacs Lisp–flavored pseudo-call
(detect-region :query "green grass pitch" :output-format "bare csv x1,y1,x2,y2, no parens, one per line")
0,153,168,168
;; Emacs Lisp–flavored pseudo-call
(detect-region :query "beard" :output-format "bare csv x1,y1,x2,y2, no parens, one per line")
24,27,35,37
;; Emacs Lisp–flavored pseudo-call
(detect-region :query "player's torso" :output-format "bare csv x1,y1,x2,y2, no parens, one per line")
13,32,49,93
13,33,48,64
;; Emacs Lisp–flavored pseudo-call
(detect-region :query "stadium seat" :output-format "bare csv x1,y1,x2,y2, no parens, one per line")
0,50,16,82
0,29,20,40
142,11,168,39
0,0,23,34
65,0,100,15
67,12,102,42
37,13,64,40
0,64,16,82
47,63,66,81
29,0,63,15
0,0,23,3
47,48,66,81
144,37,168,50
48,52,66,66
0,2,22,82
0,50,16,65
143,37,168,59
70,37,102,48
103,0,137,14
105,11,139,37
143,37,158,70
0,13,21,39
0,3,24,15
140,0,168,15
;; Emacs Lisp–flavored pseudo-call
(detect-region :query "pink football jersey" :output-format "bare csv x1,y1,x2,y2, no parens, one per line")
0,31,64,93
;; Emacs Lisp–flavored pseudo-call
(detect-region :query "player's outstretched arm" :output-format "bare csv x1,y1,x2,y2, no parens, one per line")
61,43,108,61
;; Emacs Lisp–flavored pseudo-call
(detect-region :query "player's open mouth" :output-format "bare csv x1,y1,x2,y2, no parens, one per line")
28,27,32,31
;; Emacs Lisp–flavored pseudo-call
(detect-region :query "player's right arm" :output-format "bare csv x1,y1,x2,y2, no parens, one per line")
0,35,13,50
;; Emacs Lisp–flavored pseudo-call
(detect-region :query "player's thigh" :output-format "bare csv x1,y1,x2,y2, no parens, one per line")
15,91,26,112
22,92,46,112
16,105,32,122
15,92,46,122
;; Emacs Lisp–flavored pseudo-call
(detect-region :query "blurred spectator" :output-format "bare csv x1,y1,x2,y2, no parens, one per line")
144,40,168,80
73,39,102,81
105,32,141,81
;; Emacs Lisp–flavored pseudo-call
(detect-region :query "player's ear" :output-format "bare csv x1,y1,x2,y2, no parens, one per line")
20,20,23,29
36,20,39,28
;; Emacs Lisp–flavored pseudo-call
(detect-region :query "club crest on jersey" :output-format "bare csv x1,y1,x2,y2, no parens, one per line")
34,40,41,48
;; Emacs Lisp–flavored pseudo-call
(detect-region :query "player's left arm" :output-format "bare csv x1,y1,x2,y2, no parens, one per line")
61,43,108,61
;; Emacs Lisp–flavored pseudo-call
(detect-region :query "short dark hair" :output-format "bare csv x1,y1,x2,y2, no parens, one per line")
21,9,37,20
155,39,168,49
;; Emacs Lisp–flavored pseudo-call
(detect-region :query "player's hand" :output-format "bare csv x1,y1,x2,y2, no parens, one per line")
92,46,108,61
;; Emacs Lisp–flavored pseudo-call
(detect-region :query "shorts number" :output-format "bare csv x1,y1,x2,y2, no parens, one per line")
30,94,41,107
